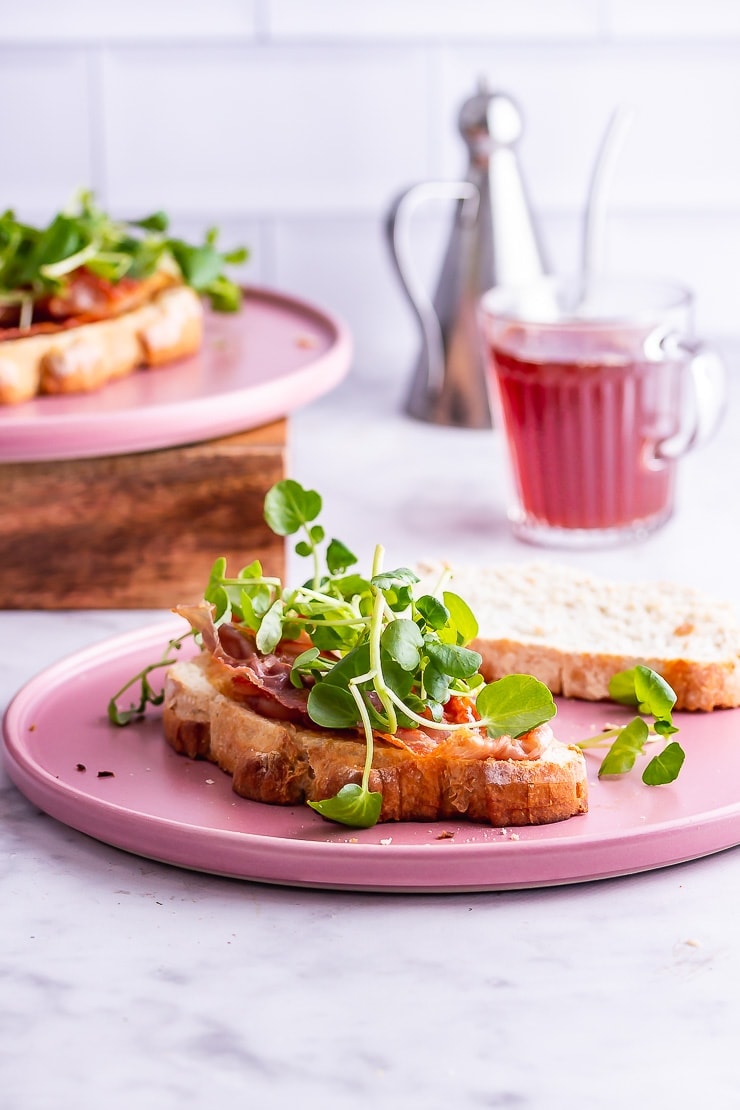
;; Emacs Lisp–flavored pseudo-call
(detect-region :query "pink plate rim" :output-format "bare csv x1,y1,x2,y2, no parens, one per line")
0,285,353,463
3,619,740,892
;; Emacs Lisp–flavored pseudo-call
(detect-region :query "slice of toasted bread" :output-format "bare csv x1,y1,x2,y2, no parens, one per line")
162,655,588,827
416,561,740,712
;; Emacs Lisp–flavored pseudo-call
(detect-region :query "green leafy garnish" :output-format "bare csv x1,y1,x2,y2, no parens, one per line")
597,717,650,776
642,742,685,785
578,664,684,785
476,675,556,740
308,783,383,828
0,189,248,324
111,478,559,829
110,482,691,824
108,631,193,725
264,478,328,589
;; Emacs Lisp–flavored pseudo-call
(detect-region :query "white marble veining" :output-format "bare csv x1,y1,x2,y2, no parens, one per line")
3,348,740,1109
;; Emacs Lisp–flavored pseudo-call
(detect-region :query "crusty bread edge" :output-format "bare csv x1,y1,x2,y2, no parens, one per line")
0,284,203,404
162,656,589,827
472,636,740,712
415,560,740,712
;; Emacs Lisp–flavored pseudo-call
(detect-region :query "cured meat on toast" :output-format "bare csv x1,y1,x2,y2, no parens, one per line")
163,655,589,827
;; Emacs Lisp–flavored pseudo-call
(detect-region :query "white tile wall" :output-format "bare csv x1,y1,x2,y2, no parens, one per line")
101,45,431,213
0,1,258,41
265,0,603,41
607,0,740,37
0,49,94,209
1,0,739,379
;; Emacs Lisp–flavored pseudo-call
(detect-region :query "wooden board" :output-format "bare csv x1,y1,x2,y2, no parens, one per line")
0,420,287,609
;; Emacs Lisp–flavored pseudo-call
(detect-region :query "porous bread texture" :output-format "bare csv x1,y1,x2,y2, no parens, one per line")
417,561,740,711
163,656,588,827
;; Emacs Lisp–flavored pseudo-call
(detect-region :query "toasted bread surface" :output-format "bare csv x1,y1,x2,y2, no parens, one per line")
415,561,740,712
163,656,588,826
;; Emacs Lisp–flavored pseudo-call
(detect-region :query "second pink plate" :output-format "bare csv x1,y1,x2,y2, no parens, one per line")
3,619,740,892
0,285,352,462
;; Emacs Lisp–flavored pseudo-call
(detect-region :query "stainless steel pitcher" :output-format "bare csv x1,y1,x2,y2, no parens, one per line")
386,81,549,428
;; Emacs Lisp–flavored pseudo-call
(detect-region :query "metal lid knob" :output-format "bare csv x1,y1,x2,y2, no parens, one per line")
459,83,525,161
386,79,547,428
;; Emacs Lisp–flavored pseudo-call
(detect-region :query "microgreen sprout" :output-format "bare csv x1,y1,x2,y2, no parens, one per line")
108,479,690,824
109,479,559,829
238,482,559,827
578,664,684,785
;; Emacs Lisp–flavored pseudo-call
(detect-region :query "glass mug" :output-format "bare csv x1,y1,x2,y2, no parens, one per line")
479,275,727,548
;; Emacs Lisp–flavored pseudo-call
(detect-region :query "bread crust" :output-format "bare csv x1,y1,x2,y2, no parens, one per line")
163,656,589,827
0,284,203,404
417,561,740,712
472,638,740,713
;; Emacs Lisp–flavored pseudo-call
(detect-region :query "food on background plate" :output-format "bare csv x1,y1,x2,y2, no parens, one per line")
0,190,248,404
416,562,740,713
109,482,686,831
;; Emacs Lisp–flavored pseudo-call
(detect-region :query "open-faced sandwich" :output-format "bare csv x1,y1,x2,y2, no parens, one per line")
0,190,247,404
110,482,693,830
160,623,587,829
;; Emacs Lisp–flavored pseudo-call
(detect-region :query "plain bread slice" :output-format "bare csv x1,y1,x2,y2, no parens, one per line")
415,561,740,711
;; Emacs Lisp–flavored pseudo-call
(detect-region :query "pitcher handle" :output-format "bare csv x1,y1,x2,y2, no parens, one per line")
386,181,479,395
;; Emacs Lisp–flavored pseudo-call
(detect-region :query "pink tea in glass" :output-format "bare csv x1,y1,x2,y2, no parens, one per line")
480,276,725,548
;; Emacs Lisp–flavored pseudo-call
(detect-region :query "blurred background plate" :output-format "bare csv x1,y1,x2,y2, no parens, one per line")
0,286,352,463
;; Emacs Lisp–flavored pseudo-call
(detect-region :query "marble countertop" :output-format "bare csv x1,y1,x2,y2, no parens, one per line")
3,351,740,1109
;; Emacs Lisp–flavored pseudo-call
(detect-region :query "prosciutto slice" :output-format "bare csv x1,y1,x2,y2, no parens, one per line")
0,268,177,337
174,603,552,760
175,603,314,725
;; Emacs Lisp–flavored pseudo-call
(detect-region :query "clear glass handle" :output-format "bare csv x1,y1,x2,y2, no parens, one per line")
651,332,727,461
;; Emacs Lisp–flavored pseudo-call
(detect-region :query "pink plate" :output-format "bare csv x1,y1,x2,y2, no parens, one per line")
0,286,352,462
3,619,740,892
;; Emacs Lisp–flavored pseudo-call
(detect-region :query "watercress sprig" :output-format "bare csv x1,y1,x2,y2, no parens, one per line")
242,483,556,826
122,480,549,829
108,631,194,726
306,545,388,827
0,189,248,322
108,482,554,828
264,478,356,591
578,664,684,785
108,478,689,826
